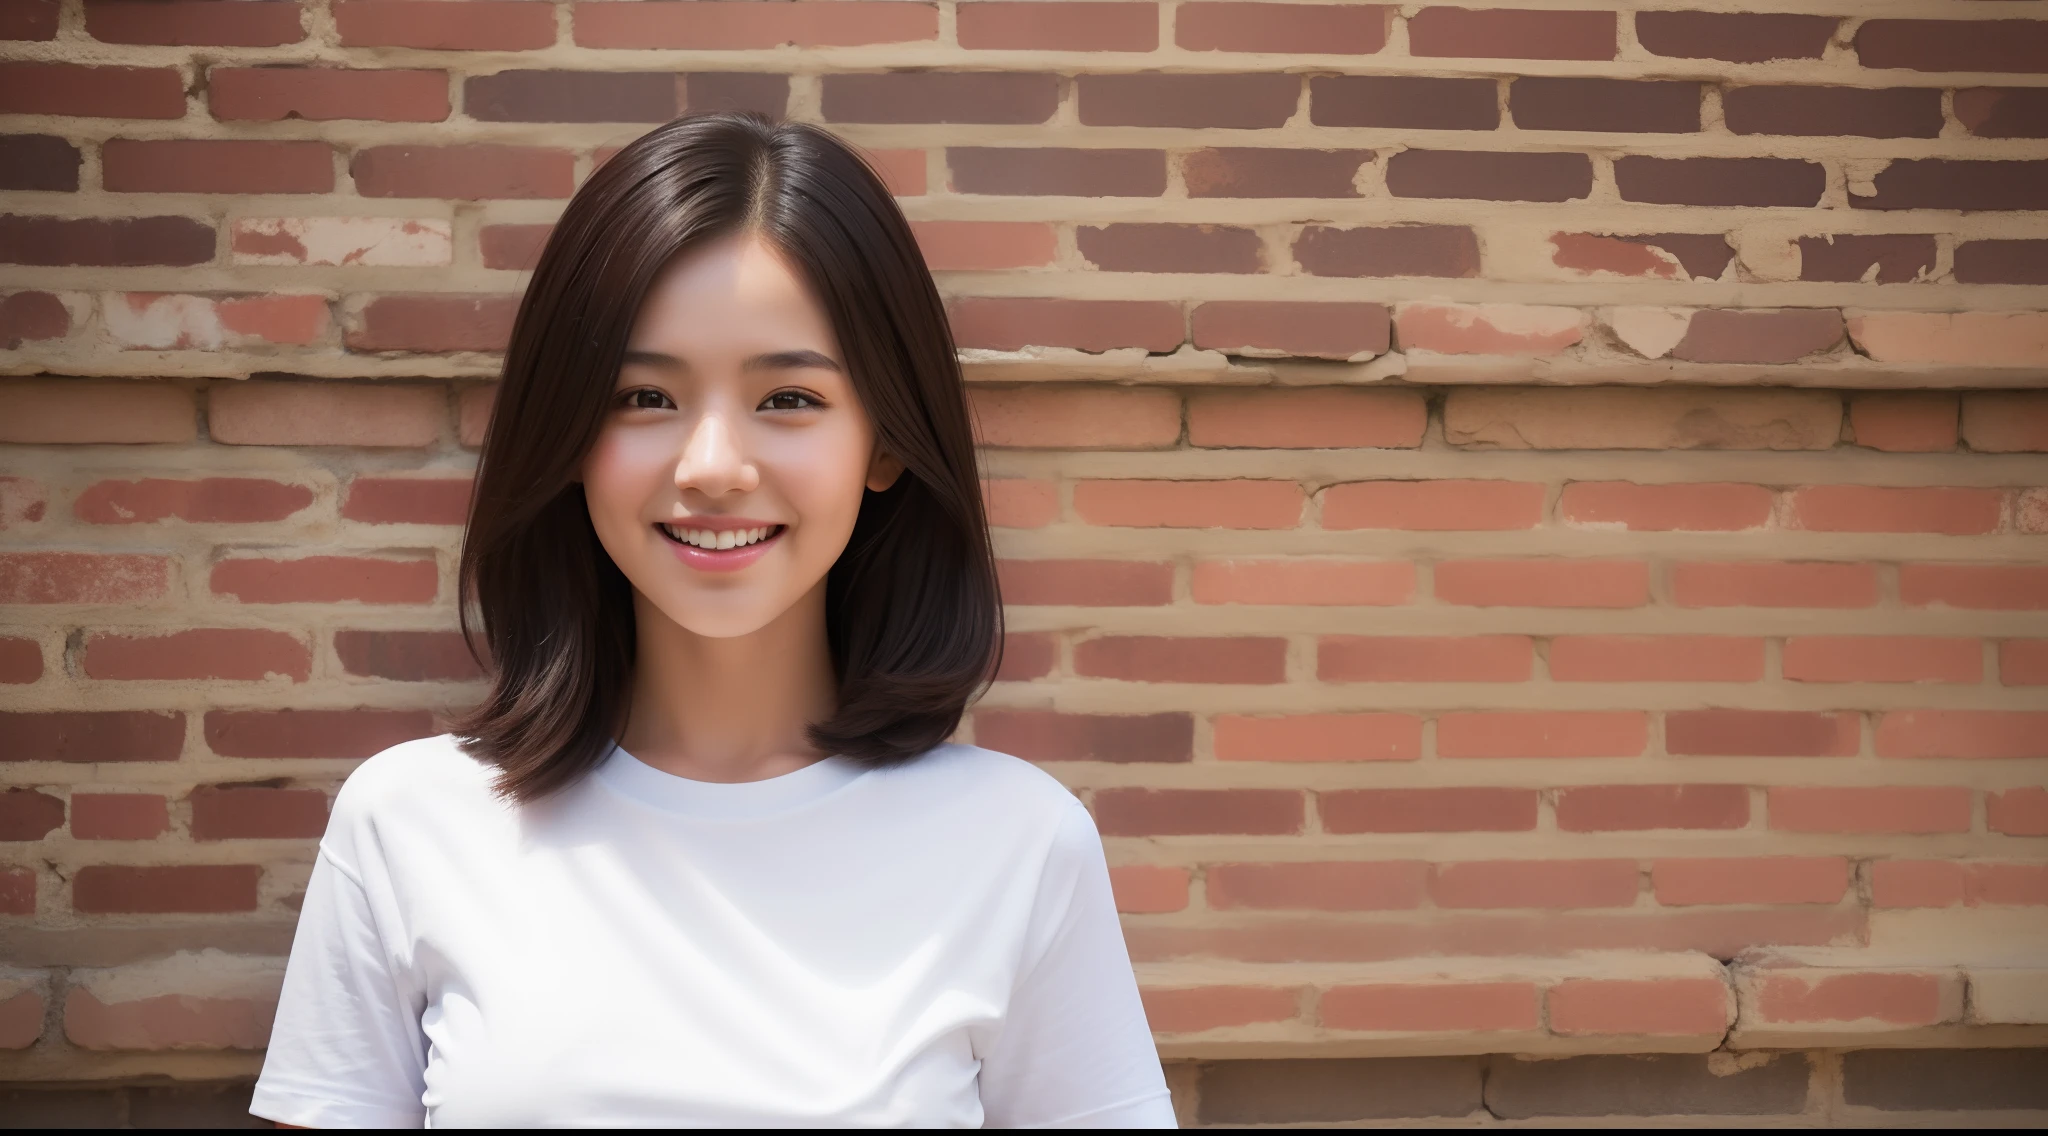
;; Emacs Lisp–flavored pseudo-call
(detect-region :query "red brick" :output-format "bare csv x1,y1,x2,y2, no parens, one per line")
864,148,925,196
99,293,328,350
83,629,311,682
2003,641,2048,686
0,712,184,763
1309,75,1499,130
1988,787,2048,836
1207,862,1426,911
0,216,215,269
1870,860,1965,908
336,0,556,48
1874,711,2048,759
1091,788,1304,837
342,477,472,525
479,223,551,271
0,63,184,118
210,67,447,122
465,70,676,124
1848,393,1957,452
1396,302,1584,355
1177,3,1389,53
74,478,313,525
190,786,329,840
334,630,483,683
975,710,1192,764
1434,559,1649,608
1962,393,2048,453
87,0,304,44
948,148,1165,197
1512,77,1701,133
0,552,171,604
0,290,70,345
1321,788,1539,834
1671,562,1880,609
1635,11,1835,63
352,146,574,199
1784,637,1981,684
350,294,519,352
994,632,1054,681
1667,710,1859,758
1557,785,1749,833
1188,303,1389,361
1548,978,1727,1036
1109,865,1188,913
1074,480,1303,530
1182,147,1375,197
1078,223,1262,274
1724,85,1943,139
1653,857,1848,906
1143,986,1298,1033
1437,712,1648,759
982,479,1057,529
1387,150,1593,203
1752,972,1947,1026
1074,636,1286,684
1188,389,1420,449
0,789,63,841
1768,787,1971,834
1212,714,1422,762
972,387,1181,449
1294,224,1481,278
70,794,167,840
1,0,58,39
1799,235,1937,285
1320,982,1539,1033
1559,482,1772,532
210,555,438,605
203,708,434,759
0,638,40,684
1550,637,1764,683
1077,73,1300,129
1900,565,2048,610
1408,7,1615,60
0,868,30,914
1192,560,1414,607
1615,157,1825,208
1788,486,2001,536
573,1,938,48
911,221,1056,271
1323,480,1544,531
458,385,495,447
996,560,1172,606
71,864,259,913
1856,19,2048,74
1431,860,1639,909
1318,636,1531,683
949,298,1182,352
1664,308,1844,365
1970,863,2048,906
823,72,1057,125
209,381,444,447
958,2,1155,50
102,140,334,194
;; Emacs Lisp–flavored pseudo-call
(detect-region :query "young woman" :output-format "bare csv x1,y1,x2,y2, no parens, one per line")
249,114,1173,1128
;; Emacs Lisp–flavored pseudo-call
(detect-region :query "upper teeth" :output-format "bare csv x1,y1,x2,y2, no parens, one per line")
662,524,773,550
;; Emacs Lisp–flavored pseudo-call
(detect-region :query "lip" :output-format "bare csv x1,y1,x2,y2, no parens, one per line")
656,521,785,574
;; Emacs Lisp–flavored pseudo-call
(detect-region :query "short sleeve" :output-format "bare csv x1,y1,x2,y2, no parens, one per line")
249,850,430,1128
977,804,1176,1129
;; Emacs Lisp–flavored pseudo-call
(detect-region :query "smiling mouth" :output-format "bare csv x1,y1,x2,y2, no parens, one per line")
656,523,784,551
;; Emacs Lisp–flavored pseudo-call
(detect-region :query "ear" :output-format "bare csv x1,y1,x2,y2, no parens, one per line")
865,448,905,493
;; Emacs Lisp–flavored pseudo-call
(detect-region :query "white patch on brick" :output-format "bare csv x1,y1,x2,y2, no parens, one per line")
103,293,224,351
1967,968,2048,1025
1606,306,1693,360
71,949,283,1004
233,217,454,267
1735,231,1801,283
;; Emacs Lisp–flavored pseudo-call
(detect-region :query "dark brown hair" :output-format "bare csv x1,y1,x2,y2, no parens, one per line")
455,113,1000,803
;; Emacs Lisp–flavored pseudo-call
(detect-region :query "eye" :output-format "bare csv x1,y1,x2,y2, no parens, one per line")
760,389,820,412
621,388,674,411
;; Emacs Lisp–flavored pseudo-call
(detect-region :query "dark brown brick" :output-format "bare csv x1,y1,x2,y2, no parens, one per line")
102,140,334,194
1955,88,2048,139
1615,157,1825,207
1309,75,1498,130
1636,11,1835,63
466,70,677,122
1092,788,1304,837
1841,1048,2048,1111
209,66,449,123
72,864,260,913
1190,301,1390,359
190,786,329,841
1078,73,1299,129
1511,78,1699,133
0,711,185,762
86,0,305,46
0,63,185,119
0,788,64,841
0,216,215,267
1671,308,1844,364
479,223,551,270
1955,239,2048,285
1183,148,1370,198
1853,160,2048,212
822,72,1057,124
1856,20,2048,74
1724,86,1942,139
682,72,789,116
349,294,518,352
1202,1058,1483,1123
1078,224,1262,274
0,291,68,348
949,148,1165,197
1295,225,1480,278
1408,7,1614,60
1,0,58,39
1666,709,1857,757
203,708,434,759
1177,3,1391,54
334,630,486,681
1387,151,1592,202
1797,234,1935,284
352,145,574,199
0,136,80,191
1487,1053,1810,1118
974,710,1193,763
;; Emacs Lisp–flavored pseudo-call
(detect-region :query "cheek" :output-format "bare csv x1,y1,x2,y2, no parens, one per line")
580,428,664,532
769,424,873,535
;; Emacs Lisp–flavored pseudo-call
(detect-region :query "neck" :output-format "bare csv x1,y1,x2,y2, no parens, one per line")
617,583,838,783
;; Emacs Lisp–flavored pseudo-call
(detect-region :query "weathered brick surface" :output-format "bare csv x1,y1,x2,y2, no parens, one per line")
3,0,2046,1090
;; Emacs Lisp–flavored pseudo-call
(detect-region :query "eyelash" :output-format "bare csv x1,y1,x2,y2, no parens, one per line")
616,389,823,412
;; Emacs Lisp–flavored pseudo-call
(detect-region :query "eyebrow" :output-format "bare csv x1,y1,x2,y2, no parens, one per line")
620,348,843,373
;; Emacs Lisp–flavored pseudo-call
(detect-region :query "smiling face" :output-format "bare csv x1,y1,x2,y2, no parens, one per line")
580,233,902,640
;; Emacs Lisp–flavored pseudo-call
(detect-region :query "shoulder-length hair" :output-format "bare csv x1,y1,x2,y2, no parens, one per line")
455,113,1000,803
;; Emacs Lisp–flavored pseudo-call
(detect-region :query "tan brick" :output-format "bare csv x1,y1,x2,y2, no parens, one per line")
1444,389,1842,451
209,382,444,447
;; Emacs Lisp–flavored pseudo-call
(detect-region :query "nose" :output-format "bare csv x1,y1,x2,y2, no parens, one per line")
674,409,759,499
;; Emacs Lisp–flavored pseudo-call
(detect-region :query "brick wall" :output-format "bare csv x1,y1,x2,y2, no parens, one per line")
2,0,2045,1115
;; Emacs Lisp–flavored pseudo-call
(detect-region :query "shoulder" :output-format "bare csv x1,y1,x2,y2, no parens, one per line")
870,744,1101,851
323,734,508,863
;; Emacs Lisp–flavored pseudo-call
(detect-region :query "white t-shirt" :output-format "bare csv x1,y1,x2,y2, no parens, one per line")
250,736,1173,1128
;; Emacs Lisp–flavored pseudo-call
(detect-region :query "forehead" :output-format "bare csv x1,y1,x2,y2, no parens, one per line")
628,233,840,357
